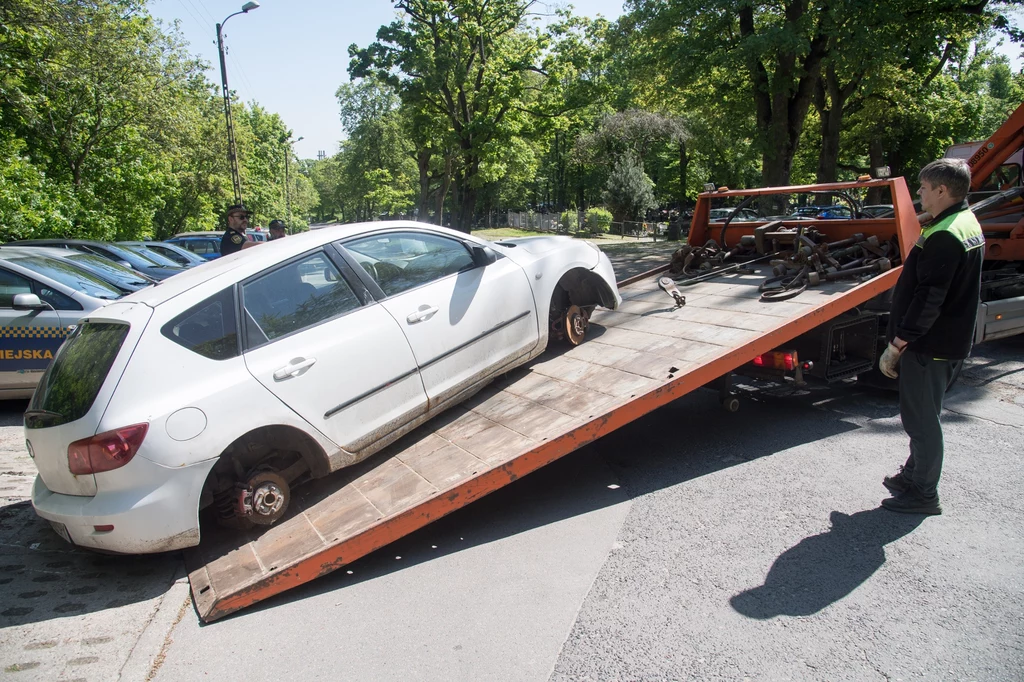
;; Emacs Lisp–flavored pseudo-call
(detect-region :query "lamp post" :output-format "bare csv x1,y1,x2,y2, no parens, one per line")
216,1,260,207
285,135,303,228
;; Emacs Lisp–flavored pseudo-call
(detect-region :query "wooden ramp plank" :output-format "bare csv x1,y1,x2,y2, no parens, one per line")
185,265,902,622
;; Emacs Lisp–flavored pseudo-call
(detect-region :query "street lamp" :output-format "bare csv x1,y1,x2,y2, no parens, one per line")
216,1,260,207
284,135,304,228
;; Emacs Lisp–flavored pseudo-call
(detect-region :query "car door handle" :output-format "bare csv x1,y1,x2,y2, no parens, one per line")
406,305,439,324
273,357,317,381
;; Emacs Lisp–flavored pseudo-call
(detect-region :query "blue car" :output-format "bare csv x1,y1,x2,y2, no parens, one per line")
166,236,223,260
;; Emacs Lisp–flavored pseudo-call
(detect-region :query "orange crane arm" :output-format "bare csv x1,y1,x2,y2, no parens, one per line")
968,101,1024,191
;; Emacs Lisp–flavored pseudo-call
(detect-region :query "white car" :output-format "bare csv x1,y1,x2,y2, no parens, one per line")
26,221,621,553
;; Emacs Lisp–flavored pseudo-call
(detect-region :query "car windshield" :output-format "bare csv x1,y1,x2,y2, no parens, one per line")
99,243,164,268
147,243,205,265
66,253,153,289
119,243,181,267
8,255,123,299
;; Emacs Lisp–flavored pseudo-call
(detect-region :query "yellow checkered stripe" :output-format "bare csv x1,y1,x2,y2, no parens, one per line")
0,326,70,339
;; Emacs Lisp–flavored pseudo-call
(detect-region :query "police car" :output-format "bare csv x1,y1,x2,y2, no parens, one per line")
0,250,126,399
25,221,620,553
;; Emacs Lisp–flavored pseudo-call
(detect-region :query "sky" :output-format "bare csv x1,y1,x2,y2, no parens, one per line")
149,1,1022,162
148,0,627,160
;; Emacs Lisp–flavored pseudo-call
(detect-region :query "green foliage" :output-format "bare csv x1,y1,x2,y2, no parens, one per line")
559,210,579,233
350,0,548,231
0,0,314,242
603,153,656,222
584,207,612,234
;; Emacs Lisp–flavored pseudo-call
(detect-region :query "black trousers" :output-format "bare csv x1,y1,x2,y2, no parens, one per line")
898,351,961,498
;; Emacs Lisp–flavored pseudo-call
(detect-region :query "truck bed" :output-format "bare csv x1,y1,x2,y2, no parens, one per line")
186,264,901,622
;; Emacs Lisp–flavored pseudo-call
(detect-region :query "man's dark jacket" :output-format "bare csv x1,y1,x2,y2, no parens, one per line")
887,200,984,360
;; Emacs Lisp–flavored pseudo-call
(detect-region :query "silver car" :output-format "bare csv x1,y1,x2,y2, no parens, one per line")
0,251,124,398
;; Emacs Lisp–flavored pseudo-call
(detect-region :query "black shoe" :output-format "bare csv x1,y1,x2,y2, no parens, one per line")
881,489,942,515
883,466,912,495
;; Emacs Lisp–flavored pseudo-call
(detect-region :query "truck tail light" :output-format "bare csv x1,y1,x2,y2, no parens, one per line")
752,351,797,371
68,424,148,475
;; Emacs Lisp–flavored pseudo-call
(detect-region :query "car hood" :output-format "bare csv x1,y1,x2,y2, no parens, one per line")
491,236,578,255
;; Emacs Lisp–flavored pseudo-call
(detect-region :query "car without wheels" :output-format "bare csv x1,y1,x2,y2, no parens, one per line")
26,221,621,553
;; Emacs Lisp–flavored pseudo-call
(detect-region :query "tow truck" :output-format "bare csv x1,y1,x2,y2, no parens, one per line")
185,107,1024,623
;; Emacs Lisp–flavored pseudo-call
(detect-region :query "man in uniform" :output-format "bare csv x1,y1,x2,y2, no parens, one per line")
268,219,287,241
220,204,257,256
878,157,984,515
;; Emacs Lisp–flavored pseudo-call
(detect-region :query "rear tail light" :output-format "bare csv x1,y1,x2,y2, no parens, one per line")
68,423,148,475
752,351,797,371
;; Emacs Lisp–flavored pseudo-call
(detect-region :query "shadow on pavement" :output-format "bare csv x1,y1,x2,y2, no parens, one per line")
227,378,873,622
729,507,925,618
0,501,182,628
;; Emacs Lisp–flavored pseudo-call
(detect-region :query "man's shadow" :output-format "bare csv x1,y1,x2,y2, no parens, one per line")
730,507,925,619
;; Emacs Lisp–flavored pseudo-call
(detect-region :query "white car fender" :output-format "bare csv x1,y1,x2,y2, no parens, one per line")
491,237,617,347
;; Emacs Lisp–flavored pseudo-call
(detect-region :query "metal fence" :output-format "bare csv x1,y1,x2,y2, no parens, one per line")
505,211,671,240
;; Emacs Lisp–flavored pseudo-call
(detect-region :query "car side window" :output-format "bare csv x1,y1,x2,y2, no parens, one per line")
161,287,239,360
36,285,80,310
343,232,476,297
149,245,188,265
241,251,361,349
0,269,33,307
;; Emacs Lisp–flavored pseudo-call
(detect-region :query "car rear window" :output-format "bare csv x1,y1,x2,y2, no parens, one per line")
161,287,239,360
26,322,130,429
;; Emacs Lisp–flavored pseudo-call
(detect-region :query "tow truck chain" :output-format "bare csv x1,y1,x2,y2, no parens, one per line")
665,228,900,304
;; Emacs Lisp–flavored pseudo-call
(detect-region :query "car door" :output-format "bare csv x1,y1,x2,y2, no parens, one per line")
0,267,68,394
339,231,538,408
240,248,428,454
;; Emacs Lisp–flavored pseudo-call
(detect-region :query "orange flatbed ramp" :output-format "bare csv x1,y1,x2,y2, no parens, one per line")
185,264,901,622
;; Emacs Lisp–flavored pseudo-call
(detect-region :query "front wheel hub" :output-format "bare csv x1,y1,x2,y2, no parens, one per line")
245,471,290,526
565,305,589,346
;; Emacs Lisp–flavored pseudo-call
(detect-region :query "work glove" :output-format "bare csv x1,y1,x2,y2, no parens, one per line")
879,342,905,379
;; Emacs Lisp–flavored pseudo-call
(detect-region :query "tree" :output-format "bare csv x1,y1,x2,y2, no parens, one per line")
0,0,212,239
603,152,656,222
621,0,1008,190
350,0,547,232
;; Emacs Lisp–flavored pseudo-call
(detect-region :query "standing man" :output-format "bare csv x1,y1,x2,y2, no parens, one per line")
268,219,287,241
220,204,258,257
878,158,984,515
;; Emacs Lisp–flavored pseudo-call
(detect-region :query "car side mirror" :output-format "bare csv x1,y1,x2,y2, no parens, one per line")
471,245,498,266
324,269,337,282
13,293,49,311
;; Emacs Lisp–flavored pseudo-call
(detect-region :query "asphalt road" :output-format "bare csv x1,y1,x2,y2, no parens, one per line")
0,246,1021,681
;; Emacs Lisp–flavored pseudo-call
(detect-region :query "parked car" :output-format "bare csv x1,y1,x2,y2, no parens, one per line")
860,204,895,218
26,221,621,553
11,239,187,281
790,206,822,219
708,208,759,222
0,251,126,399
814,205,854,219
119,241,208,268
166,235,222,260
0,246,154,293
247,229,268,242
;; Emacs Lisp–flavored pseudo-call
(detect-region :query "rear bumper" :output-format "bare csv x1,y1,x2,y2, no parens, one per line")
31,456,216,554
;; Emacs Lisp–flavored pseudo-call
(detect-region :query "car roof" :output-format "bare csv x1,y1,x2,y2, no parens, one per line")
124,220,486,308
0,244,82,258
